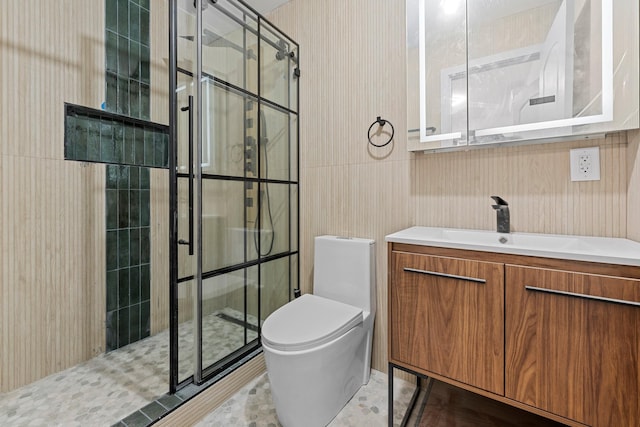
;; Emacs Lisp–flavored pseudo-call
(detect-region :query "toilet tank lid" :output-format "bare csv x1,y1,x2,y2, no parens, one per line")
317,235,375,245
261,294,363,351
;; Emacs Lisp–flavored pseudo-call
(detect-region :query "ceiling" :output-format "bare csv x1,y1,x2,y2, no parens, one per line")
244,0,290,15
178,0,290,17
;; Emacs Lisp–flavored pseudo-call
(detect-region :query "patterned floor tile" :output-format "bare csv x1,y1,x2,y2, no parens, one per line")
196,370,415,427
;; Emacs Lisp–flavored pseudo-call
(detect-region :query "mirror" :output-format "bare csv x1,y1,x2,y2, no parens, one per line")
407,0,639,152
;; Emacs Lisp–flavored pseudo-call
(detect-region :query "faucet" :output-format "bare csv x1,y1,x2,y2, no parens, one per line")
491,196,510,233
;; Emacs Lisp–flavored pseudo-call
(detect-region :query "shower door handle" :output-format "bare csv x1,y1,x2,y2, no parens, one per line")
180,95,194,256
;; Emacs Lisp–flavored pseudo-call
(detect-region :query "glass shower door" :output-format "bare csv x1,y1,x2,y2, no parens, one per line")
170,0,299,391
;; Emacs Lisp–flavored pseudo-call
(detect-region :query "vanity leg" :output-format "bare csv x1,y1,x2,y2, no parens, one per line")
388,363,394,427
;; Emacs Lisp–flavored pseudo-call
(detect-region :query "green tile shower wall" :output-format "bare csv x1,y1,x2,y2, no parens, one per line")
105,165,152,351
106,0,151,119
104,0,154,352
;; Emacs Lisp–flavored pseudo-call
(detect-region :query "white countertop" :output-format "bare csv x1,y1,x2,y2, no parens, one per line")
386,226,640,267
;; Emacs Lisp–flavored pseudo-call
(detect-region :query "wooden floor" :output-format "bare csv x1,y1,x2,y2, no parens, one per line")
412,380,567,427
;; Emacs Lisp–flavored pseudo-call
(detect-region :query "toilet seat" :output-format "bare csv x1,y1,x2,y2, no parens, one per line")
262,294,363,351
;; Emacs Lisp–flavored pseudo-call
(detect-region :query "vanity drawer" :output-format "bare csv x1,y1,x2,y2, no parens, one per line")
506,265,640,426
389,251,505,395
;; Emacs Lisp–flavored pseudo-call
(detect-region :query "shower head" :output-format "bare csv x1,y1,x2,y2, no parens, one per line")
191,0,217,10
179,29,257,60
179,29,224,47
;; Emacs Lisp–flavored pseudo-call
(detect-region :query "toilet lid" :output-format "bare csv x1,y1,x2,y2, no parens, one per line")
261,294,363,351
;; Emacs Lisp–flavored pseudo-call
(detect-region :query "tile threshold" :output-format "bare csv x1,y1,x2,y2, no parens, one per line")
114,348,263,427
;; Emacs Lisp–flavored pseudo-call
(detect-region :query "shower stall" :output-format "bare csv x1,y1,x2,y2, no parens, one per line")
169,0,299,391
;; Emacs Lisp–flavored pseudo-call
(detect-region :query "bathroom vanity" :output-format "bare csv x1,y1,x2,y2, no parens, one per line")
386,227,640,427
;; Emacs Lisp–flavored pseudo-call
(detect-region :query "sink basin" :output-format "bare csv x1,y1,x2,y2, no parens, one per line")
385,226,640,266
440,229,598,252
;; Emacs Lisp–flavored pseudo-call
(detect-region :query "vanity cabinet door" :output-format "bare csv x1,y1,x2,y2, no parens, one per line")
405,0,639,152
505,265,640,427
389,251,504,395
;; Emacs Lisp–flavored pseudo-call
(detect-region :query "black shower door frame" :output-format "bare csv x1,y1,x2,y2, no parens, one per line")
168,0,300,393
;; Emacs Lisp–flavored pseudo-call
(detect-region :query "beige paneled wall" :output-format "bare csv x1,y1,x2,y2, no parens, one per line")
149,0,170,335
413,134,628,237
0,1,106,392
0,157,105,392
267,0,413,374
628,130,640,241
150,168,170,334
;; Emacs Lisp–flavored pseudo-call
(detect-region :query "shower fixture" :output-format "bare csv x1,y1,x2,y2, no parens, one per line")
275,39,297,63
275,49,295,61
254,109,275,257
180,29,257,59
192,0,217,10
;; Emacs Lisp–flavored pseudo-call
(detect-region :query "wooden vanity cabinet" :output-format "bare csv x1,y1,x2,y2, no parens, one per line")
389,251,505,395
505,265,640,427
389,243,640,427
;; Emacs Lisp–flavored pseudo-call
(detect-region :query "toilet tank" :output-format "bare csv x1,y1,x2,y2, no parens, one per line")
313,236,376,314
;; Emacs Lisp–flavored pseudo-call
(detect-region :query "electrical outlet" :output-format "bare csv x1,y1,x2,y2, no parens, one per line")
570,147,600,181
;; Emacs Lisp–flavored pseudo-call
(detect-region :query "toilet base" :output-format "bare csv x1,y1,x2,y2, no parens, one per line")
263,324,372,427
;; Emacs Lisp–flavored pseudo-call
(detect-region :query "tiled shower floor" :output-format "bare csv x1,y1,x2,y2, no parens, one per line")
0,309,253,427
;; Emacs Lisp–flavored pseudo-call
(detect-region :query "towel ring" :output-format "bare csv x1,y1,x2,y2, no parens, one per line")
368,116,394,148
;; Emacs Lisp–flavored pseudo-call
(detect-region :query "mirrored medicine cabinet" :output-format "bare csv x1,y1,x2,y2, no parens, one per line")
406,0,640,152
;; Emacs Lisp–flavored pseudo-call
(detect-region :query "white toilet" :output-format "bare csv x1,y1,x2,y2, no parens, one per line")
261,235,376,427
